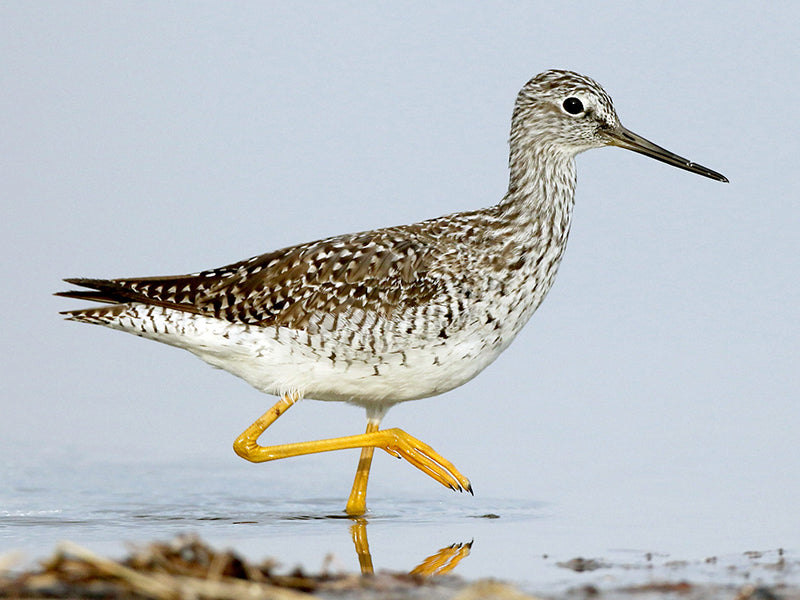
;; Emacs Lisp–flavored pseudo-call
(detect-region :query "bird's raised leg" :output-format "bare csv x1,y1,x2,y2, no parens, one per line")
233,393,473,512
345,419,380,516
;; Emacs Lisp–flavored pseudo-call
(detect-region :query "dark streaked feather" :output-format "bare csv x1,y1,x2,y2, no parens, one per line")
56,220,459,329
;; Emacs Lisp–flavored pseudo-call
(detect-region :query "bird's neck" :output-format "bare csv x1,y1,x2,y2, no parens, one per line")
460,143,578,344
497,143,577,236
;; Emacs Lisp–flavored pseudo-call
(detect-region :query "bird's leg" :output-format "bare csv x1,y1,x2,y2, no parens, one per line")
233,394,473,505
345,419,380,516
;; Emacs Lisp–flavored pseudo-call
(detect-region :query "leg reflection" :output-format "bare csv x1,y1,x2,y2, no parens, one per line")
350,518,374,575
348,518,471,576
409,541,473,576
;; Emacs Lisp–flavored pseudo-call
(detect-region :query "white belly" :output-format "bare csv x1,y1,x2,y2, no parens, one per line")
104,304,511,416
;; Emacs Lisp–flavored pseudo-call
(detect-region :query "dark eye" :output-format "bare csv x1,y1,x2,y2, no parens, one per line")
562,97,584,115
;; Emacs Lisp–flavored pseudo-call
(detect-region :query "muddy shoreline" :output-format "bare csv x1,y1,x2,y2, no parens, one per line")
2,536,798,600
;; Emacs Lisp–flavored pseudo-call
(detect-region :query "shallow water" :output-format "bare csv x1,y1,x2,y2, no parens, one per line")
2,451,797,594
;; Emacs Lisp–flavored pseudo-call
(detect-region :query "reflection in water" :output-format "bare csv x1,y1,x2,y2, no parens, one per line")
350,517,374,574
348,518,472,576
409,540,473,577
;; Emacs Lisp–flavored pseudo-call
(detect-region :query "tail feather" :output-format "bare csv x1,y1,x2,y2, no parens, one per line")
56,278,139,304
60,303,130,323
56,277,204,316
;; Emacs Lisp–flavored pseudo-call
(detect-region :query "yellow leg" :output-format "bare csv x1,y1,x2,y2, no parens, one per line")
233,393,473,504
345,419,380,516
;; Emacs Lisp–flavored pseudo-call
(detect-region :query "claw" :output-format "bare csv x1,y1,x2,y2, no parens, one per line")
378,429,472,495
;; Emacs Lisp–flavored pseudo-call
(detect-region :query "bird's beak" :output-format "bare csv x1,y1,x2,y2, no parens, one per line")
605,125,728,183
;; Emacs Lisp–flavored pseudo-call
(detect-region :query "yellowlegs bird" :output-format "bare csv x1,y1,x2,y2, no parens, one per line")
58,70,727,516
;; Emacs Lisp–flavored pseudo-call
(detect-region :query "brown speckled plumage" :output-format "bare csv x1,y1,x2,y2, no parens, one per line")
58,69,726,417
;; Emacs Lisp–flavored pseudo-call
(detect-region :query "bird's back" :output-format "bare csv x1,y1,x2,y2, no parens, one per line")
59,200,570,407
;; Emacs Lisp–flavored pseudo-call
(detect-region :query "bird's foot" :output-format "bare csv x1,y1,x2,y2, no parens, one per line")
379,428,473,494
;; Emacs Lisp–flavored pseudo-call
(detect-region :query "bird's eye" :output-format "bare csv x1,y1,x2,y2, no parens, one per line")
562,97,584,115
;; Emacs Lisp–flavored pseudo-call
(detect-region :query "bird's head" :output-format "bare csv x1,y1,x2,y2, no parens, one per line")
511,69,727,182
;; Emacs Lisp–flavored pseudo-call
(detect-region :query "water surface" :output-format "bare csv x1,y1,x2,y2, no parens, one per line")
2,452,796,594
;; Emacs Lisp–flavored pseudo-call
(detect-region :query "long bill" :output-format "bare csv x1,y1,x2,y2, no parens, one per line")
606,125,728,183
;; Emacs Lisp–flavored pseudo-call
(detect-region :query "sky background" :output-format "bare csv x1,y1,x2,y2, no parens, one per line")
2,1,799,563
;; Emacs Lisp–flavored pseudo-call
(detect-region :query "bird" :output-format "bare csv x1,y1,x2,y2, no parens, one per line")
57,70,727,516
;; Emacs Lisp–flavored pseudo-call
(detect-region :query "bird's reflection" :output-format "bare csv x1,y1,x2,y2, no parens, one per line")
348,518,472,576
350,517,375,574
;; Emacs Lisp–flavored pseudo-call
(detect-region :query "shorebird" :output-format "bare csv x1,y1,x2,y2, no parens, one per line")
58,70,727,516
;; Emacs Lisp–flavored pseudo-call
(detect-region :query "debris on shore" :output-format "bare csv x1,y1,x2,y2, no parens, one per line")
1,536,797,600
0,535,534,599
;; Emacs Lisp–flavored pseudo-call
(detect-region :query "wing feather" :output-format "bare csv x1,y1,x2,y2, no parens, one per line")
58,223,448,330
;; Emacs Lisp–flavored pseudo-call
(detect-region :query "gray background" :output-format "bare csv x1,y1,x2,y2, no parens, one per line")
2,2,798,557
